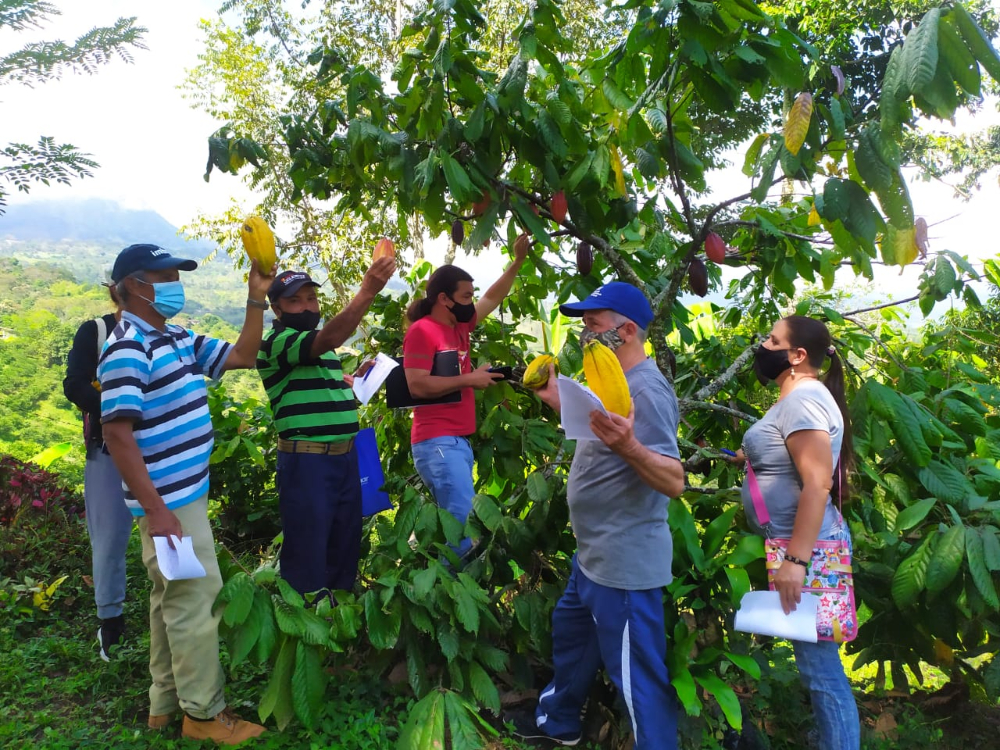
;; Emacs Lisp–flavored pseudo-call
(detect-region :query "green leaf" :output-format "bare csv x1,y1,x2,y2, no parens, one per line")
258,635,295,728
966,528,999,610
725,652,761,680
925,523,965,593
443,690,487,750
602,77,634,111
453,586,482,635
291,642,326,729
702,506,739,558
668,500,707,570
227,596,263,668
918,461,971,505
254,590,278,662
985,652,1000,703
671,668,700,717
440,151,479,203
820,178,849,221
725,534,764,567
468,660,501,713
526,471,549,502
894,498,936,532
724,567,751,607
466,199,501,248
219,572,255,627
397,690,445,750
982,527,1000,571
742,133,769,177
472,493,503,532
892,531,936,609
932,257,957,298
855,127,892,193
437,624,460,661
694,672,742,731
901,8,940,94
951,2,1000,84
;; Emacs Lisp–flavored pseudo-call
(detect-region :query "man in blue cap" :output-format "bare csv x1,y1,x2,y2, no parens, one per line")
510,281,684,749
99,243,273,744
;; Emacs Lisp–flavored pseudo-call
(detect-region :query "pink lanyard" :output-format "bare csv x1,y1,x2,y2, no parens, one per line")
745,457,841,536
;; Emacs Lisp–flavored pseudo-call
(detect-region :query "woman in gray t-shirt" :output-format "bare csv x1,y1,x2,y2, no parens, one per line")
740,315,860,750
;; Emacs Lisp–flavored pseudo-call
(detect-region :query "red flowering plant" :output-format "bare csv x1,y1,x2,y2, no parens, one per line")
0,454,81,527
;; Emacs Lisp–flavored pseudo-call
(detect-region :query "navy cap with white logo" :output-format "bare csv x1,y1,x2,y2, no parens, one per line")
110,244,197,283
267,270,321,302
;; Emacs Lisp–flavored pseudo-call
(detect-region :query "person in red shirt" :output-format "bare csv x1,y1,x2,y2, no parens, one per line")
403,234,530,560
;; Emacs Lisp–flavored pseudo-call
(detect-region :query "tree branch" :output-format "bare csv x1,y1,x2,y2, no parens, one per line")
679,398,758,424
842,294,920,316
693,344,756,401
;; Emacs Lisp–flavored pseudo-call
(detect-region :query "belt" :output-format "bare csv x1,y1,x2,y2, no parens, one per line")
277,437,354,455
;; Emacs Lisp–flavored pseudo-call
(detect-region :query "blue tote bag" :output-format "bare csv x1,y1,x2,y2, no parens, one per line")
356,427,392,516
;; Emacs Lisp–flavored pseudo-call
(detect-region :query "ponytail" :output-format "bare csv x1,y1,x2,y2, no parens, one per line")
405,264,474,323
783,315,854,500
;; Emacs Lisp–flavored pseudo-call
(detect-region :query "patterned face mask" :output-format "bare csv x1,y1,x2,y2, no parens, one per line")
579,323,626,351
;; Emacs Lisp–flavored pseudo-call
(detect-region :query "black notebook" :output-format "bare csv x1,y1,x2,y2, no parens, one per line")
385,350,462,408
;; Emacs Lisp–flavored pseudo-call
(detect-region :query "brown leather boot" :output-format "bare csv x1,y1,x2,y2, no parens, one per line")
181,709,266,745
148,712,176,730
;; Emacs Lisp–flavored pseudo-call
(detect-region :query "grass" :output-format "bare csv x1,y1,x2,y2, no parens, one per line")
1,507,997,750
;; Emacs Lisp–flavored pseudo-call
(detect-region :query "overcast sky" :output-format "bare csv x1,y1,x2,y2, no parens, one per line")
3,1,1000,311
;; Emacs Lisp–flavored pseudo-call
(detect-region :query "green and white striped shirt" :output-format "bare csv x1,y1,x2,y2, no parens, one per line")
257,322,358,442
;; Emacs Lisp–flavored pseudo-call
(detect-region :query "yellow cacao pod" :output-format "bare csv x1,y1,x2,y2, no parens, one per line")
523,354,556,389
583,340,631,416
240,216,277,270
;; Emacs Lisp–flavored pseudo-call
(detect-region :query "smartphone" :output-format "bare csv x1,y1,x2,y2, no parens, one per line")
488,366,513,381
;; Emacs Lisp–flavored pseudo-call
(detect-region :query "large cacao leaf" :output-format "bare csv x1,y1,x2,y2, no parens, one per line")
291,642,326,729
894,497,937,533
966,527,1000,610
938,15,982,96
952,2,1000,83
925,524,966,593
783,92,813,156
901,8,941,94
918,460,973,505
892,532,936,609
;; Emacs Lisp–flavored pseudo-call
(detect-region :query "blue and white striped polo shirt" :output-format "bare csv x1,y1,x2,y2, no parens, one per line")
98,311,232,516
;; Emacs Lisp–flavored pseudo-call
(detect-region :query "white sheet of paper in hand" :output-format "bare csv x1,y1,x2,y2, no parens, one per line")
153,535,207,581
352,352,399,406
733,590,818,643
557,375,607,440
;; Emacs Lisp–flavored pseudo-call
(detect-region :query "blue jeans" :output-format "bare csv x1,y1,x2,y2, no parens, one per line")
84,447,133,619
536,558,678,749
791,522,860,750
411,435,474,558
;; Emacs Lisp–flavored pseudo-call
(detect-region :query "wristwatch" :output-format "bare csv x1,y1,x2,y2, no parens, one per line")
247,298,268,310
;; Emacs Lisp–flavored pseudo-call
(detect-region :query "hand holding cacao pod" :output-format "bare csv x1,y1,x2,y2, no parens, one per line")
523,354,557,389
583,340,631,417
240,216,278,270
373,237,395,262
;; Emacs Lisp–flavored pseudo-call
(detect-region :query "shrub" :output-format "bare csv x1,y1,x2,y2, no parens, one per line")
0,453,82,527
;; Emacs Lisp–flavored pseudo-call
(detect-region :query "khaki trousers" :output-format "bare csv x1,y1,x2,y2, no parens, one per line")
138,496,226,719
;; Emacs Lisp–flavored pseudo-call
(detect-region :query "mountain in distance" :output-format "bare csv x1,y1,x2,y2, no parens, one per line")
0,198,216,254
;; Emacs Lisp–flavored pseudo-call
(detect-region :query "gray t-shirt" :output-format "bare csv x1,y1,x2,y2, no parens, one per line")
567,357,680,590
741,380,843,539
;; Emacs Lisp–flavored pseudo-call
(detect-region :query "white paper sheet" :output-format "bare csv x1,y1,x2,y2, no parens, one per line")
153,535,207,581
352,352,399,406
733,590,818,643
557,375,607,440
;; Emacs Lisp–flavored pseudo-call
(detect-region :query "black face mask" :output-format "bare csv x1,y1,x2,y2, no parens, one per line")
753,345,792,385
448,297,476,323
280,309,321,332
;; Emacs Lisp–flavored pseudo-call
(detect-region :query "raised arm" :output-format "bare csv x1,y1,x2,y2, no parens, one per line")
475,233,530,321
223,261,276,371
310,256,396,358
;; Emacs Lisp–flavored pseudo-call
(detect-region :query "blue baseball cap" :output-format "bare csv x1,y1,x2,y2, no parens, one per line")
559,281,654,329
111,244,197,283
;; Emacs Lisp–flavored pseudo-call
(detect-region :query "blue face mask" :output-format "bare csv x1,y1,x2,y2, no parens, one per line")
137,279,186,318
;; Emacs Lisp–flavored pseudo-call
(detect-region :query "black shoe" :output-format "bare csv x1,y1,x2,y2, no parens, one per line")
505,709,581,747
97,614,125,662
